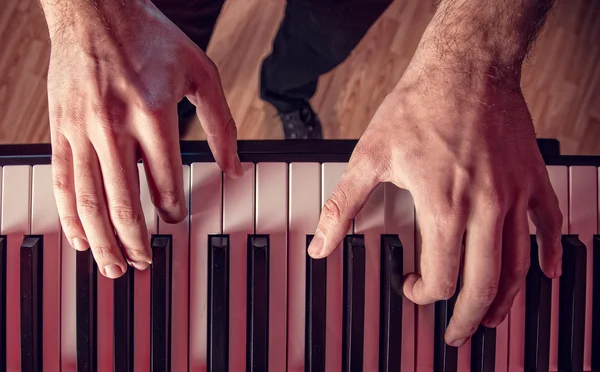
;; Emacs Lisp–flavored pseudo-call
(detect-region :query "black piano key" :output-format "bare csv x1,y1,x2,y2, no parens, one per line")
593,235,600,371
343,235,366,372
114,265,134,372
0,236,5,372
524,235,551,372
470,325,495,372
20,235,43,372
379,235,403,372
247,235,269,372
208,235,229,372
305,234,327,372
558,234,586,372
76,249,97,372
434,277,459,372
150,235,172,372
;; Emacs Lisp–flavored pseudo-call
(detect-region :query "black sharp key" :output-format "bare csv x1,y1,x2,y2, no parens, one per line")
470,325,495,372
247,235,269,372
379,235,403,372
525,235,551,372
114,265,134,372
305,234,327,372
0,236,5,372
208,235,229,372
76,249,97,372
343,235,366,372
558,234,587,372
151,235,172,372
20,235,43,372
593,235,600,371
434,277,459,372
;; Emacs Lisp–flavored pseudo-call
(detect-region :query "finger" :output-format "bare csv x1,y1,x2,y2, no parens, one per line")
185,54,242,178
307,152,379,259
135,106,187,224
445,208,504,347
71,138,127,278
402,203,464,305
90,125,151,271
481,202,530,328
529,171,563,278
51,130,88,251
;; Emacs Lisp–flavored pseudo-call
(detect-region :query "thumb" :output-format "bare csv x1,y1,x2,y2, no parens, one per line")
186,54,242,178
308,157,379,258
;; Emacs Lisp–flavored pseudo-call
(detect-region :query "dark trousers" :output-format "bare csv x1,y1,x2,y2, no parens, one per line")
154,0,392,113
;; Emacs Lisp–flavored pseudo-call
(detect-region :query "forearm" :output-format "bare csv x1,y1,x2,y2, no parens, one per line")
416,0,554,82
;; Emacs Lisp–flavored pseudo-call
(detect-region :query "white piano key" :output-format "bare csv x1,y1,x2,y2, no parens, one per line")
223,162,255,371
321,163,347,372
134,163,155,372
157,165,190,372
255,162,287,372
569,166,597,371
189,162,223,370
384,183,415,372
288,163,320,372
495,316,509,371
61,233,77,371
31,164,61,370
97,261,114,372
414,215,434,371
548,165,569,372
354,183,384,372
1,165,31,371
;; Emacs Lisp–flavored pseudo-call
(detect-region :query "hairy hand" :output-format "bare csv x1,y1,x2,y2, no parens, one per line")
307,33,562,346
43,0,241,278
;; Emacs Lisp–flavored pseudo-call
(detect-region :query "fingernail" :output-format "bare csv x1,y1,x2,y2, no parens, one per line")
554,259,562,277
130,261,150,271
308,229,325,257
103,264,124,279
73,237,88,251
449,337,468,347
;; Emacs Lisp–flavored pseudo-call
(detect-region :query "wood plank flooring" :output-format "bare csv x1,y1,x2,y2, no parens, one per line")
0,0,599,155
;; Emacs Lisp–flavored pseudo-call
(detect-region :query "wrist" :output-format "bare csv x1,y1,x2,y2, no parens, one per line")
40,0,147,42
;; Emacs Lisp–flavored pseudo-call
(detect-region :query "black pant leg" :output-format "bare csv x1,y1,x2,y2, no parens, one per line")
259,0,393,113
152,0,226,51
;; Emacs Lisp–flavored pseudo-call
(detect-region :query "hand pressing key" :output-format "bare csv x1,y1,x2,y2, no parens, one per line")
41,0,242,278
308,0,562,347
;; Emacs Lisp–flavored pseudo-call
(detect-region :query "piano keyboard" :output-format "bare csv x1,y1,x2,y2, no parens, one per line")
0,139,599,372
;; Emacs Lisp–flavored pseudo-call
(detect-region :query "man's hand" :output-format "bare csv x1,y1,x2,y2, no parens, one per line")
41,0,241,278
308,0,560,346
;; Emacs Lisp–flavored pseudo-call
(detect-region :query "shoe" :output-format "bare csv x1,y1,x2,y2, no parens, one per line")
177,97,196,138
278,104,323,139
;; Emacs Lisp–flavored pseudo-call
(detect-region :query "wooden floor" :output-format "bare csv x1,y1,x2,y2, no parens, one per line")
1,0,599,155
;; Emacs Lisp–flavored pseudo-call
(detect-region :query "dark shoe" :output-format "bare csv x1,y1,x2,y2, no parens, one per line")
177,97,196,138
278,104,323,139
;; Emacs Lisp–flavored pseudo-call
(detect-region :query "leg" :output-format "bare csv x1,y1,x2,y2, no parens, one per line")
152,0,226,136
260,0,392,138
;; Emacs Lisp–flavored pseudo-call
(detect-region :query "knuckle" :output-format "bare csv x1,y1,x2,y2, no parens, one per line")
428,282,457,300
322,190,348,227
125,246,149,261
110,203,141,227
53,174,72,194
60,215,81,232
463,285,498,305
156,189,182,210
77,193,102,218
92,243,114,261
